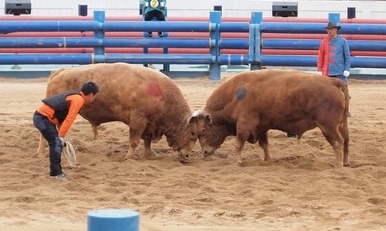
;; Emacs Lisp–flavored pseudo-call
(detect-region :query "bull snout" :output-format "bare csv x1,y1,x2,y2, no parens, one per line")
177,151,190,163
202,148,215,158
176,146,192,164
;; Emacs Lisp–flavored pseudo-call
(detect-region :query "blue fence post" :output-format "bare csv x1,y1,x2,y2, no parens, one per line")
328,12,340,24
162,24,170,73
209,11,221,80
93,11,106,63
249,11,262,70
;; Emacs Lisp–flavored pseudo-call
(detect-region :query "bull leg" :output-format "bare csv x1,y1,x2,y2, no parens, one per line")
234,118,260,164
91,124,99,140
233,137,245,164
143,138,154,159
339,119,350,166
320,127,344,168
233,131,250,164
124,122,147,160
333,141,344,168
124,139,140,160
258,132,271,161
343,136,349,167
36,134,47,157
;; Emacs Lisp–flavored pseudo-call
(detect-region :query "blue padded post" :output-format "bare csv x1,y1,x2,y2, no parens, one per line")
87,209,140,231
249,11,262,70
209,10,221,80
93,11,106,63
329,13,340,24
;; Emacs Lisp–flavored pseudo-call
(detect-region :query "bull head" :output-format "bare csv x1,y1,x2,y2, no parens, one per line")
192,110,217,157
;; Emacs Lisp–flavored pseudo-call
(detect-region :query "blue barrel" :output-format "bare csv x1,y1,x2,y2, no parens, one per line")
87,209,140,231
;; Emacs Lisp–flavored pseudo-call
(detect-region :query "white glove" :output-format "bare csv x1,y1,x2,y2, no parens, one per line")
59,137,66,147
144,2,149,7
160,2,165,7
343,71,350,77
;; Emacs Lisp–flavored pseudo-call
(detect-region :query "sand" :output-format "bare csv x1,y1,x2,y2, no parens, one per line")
0,75,386,231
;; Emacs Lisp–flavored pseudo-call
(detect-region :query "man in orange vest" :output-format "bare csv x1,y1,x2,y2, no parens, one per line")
33,82,99,180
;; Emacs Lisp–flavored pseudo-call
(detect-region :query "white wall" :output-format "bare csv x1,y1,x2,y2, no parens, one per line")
1,0,386,19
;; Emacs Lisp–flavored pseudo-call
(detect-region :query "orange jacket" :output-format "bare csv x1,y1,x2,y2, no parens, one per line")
37,93,85,137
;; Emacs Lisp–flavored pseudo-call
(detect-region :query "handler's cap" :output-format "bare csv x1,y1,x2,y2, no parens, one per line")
81,81,99,95
325,21,341,30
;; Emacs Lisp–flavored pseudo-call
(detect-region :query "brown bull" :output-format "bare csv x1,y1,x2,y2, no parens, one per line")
36,63,198,162
195,69,350,167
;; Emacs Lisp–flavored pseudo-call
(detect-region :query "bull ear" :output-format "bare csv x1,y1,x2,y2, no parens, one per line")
204,114,213,125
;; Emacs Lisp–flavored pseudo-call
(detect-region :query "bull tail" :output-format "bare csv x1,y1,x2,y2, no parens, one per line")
48,68,66,82
331,79,350,116
45,68,67,97
331,79,350,166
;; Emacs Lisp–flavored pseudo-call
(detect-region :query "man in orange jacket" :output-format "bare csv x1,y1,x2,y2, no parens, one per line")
33,82,99,180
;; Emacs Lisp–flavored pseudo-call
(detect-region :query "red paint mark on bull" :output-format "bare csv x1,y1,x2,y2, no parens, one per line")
147,83,162,97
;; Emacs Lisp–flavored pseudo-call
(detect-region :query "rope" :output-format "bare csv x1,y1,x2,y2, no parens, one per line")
62,140,76,167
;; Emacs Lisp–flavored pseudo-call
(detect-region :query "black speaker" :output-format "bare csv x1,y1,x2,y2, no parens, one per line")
347,7,356,19
272,2,298,17
78,5,88,16
214,5,222,12
4,0,31,15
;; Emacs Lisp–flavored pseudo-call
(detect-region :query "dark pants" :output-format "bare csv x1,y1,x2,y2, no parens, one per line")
144,10,165,36
33,111,63,176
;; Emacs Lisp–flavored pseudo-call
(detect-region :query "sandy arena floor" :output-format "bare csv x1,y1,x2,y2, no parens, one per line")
0,74,385,231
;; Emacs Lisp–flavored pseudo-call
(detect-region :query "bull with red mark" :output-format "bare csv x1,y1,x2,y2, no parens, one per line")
36,63,199,162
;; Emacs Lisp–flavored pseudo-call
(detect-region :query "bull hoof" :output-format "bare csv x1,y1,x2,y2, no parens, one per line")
232,157,242,165
177,156,190,164
334,163,344,168
124,153,140,161
35,152,47,158
144,152,155,160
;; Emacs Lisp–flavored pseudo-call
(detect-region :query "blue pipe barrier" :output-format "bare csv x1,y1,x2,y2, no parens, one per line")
260,22,386,35
3,21,385,36
220,22,250,32
105,54,212,64
261,55,386,68
2,38,385,52
0,54,93,64
261,22,326,34
220,39,249,49
262,39,386,51
220,55,249,66
105,21,212,32
0,21,98,33
0,37,248,49
1,11,386,79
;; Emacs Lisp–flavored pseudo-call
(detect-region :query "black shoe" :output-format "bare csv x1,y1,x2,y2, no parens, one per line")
147,33,152,37
158,32,163,37
52,173,67,181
